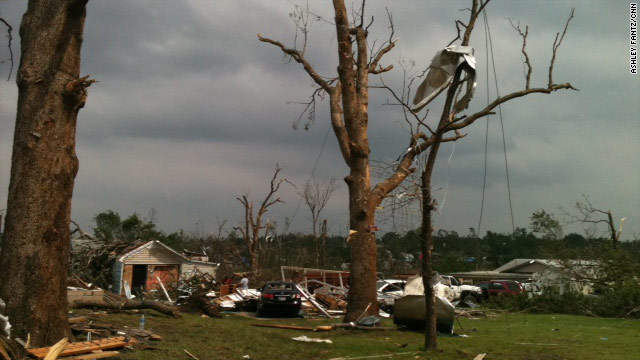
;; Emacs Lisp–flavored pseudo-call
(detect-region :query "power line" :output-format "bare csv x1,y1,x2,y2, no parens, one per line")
485,10,516,235
284,122,332,233
478,9,516,237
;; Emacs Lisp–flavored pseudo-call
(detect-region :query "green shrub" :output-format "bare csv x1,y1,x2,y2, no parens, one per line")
484,285,640,318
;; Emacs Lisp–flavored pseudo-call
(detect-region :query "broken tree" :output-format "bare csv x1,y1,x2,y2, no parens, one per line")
0,0,93,346
236,164,289,279
409,1,576,349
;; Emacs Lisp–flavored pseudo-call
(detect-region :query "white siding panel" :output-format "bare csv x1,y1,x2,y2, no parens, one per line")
124,242,182,265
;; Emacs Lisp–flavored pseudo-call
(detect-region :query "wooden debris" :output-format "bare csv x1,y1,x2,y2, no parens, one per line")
250,324,316,331
314,293,347,311
0,336,23,360
0,341,11,360
28,336,136,359
331,323,393,331
60,351,120,359
295,285,331,317
43,338,68,360
68,316,88,324
70,322,161,341
184,349,200,360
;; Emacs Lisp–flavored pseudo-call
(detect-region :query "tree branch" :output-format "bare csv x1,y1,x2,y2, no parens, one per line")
549,8,574,87
368,8,396,74
258,34,332,93
0,17,14,81
447,83,577,131
509,19,532,89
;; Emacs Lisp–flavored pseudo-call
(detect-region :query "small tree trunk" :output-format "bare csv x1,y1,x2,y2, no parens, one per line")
0,0,89,346
421,170,438,350
419,66,463,350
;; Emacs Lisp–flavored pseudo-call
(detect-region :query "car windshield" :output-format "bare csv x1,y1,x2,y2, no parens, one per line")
377,280,403,292
266,283,293,291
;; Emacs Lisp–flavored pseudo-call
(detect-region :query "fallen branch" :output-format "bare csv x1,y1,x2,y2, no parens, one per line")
71,298,180,318
331,323,393,331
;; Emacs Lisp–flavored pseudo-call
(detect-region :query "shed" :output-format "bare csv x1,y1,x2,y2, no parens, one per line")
112,240,218,295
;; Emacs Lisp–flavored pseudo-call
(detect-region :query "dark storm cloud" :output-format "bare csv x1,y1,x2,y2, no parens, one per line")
1,0,637,239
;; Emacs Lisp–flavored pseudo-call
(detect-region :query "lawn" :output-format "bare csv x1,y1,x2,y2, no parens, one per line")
80,309,640,360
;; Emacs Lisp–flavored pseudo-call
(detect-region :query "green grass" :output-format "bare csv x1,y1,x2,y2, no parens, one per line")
78,310,640,360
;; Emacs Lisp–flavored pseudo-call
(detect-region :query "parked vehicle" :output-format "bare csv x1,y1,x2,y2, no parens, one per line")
377,279,406,296
440,275,483,302
377,279,406,314
476,280,524,297
256,281,302,317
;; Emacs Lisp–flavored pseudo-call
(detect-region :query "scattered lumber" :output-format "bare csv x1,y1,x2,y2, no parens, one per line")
43,338,68,360
331,323,393,331
0,336,21,360
60,351,120,359
28,336,135,359
70,322,161,341
250,324,316,331
68,316,88,324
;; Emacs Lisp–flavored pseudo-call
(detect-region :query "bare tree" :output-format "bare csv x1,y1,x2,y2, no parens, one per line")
302,178,339,267
567,195,625,249
412,2,575,349
259,0,576,323
0,0,93,346
235,165,289,279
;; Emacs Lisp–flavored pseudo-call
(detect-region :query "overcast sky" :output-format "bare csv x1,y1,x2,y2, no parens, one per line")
0,1,638,240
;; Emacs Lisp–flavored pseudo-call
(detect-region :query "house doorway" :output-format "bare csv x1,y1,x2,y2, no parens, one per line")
132,265,147,294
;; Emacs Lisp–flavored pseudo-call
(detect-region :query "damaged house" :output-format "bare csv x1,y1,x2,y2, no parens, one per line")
449,258,600,294
112,240,218,296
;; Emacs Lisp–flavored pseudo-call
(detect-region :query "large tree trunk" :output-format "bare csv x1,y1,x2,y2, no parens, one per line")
344,161,377,321
332,0,378,321
0,0,89,346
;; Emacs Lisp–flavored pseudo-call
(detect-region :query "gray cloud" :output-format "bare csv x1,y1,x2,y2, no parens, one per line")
1,1,637,240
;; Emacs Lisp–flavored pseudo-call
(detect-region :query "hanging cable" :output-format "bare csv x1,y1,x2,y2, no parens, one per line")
477,9,491,238
485,10,516,235
284,122,332,233
438,142,455,213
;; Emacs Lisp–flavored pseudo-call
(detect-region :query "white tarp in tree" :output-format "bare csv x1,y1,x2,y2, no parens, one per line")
412,45,477,113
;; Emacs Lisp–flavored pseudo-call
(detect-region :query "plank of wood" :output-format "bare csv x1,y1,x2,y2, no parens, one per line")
68,316,88,324
28,337,135,359
0,342,11,360
43,338,68,360
60,351,120,360
250,323,315,331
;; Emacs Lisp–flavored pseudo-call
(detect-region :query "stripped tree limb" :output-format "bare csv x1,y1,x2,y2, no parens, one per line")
0,17,13,80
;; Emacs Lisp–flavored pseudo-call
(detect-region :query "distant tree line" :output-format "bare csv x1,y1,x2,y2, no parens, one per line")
76,209,639,286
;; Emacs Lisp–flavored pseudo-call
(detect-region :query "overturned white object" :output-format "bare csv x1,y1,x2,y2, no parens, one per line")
292,335,333,344
404,275,455,302
412,45,477,112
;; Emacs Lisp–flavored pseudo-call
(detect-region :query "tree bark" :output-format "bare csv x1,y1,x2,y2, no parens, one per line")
0,0,90,346
420,172,438,350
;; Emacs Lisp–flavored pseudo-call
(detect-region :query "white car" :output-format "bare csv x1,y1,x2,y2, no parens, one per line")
377,279,406,312
377,279,406,297
440,275,483,301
